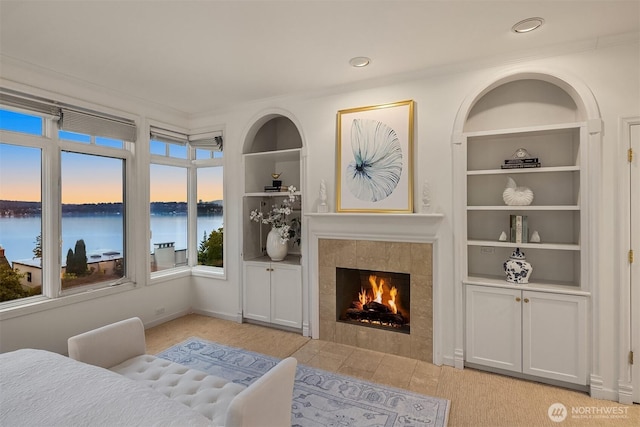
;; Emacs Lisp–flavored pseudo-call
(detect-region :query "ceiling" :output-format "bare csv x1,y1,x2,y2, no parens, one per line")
1,1,639,116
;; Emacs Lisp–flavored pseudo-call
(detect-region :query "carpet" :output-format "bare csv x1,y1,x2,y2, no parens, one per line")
157,337,450,427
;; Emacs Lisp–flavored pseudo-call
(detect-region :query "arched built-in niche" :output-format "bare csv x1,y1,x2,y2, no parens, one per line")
241,111,305,332
243,114,303,155
451,69,602,395
465,79,580,132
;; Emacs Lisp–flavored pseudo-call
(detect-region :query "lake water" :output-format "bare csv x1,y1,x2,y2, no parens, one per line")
0,214,223,264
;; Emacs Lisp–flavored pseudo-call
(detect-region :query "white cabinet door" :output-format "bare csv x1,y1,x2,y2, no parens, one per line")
271,264,302,328
243,262,271,323
523,291,588,385
465,285,522,372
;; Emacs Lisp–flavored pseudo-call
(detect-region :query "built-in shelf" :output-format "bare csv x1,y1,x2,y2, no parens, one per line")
468,240,579,251
305,212,444,218
244,254,301,265
463,121,583,138
463,275,589,296
467,165,580,175
245,191,302,197
243,147,301,158
467,205,580,211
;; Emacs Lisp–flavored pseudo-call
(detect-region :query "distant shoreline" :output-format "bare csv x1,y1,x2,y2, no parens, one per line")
0,200,223,217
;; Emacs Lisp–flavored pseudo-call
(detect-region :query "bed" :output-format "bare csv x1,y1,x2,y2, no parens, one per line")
0,348,211,426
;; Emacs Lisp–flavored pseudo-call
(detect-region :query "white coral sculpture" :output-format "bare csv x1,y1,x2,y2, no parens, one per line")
502,177,534,206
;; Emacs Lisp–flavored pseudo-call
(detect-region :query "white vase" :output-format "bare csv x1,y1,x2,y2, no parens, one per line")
503,248,533,284
266,227,288,261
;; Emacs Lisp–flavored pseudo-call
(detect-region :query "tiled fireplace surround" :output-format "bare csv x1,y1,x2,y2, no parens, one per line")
308,214,442,364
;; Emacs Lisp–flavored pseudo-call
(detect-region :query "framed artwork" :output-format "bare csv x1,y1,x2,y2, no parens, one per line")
336,100,414,213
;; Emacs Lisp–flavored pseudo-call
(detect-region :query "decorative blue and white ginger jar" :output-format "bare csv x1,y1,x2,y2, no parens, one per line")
503,248,533,284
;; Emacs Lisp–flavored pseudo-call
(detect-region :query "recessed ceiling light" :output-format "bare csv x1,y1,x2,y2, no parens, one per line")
512,17,545,34
349,57,371,67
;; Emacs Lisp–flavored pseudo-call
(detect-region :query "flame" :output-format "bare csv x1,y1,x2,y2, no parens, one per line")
388,286,398,314
368,275,384,303
358,287,367,305
365,275,399,314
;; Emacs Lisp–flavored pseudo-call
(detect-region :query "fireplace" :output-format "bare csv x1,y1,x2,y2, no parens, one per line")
336,267,410,333
317,238,434,362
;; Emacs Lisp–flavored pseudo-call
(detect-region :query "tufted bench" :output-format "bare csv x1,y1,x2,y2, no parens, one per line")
68,317,297,427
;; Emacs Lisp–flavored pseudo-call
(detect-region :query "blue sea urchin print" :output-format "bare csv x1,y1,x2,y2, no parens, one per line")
346,118,402,202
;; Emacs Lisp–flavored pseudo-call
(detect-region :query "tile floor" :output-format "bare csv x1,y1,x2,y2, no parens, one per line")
145,313,640,427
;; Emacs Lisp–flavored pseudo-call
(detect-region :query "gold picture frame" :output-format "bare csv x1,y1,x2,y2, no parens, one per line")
336,100,414,213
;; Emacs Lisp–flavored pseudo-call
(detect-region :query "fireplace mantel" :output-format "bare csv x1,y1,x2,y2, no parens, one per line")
305,212,444,242
304,212,444,360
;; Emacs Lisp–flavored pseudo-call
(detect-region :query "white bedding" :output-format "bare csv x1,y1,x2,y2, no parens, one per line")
0,348,212,427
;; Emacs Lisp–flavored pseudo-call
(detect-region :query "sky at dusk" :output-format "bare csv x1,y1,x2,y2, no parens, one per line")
1,110,223,204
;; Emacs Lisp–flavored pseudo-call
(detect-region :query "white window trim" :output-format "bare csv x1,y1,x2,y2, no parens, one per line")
148,122,226,280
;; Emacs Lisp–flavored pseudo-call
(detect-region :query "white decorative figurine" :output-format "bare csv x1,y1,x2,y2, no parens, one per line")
317,179,328,213
421,180,432,213
502,177,534,206
498,231,507,241
530,230,541,243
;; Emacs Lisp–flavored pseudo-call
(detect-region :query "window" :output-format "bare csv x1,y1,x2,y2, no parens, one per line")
150,163,187,272
0,95,135,305
0,109,43,135
197,166,223,267
61,151,125,289
0,142,42,302
150,126,224,274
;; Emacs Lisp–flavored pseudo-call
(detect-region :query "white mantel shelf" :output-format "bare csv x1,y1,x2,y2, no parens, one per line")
305,213,444,218
305,212,445,242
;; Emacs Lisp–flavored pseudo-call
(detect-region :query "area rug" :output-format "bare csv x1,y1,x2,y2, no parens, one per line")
157,337,450,427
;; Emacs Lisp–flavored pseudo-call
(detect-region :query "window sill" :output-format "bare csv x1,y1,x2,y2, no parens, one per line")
191,265,225,280
149,266,192,284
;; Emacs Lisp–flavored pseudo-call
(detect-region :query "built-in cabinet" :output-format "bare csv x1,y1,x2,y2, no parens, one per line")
455,78,594,388
243,261,302,329
465,284,588,385
242,115,303,331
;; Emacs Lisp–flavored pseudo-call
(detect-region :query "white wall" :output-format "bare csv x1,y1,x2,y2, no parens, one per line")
0,37,638,398
190,39,639,397
0,277,192,354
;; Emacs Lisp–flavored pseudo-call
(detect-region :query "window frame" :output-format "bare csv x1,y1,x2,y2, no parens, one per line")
0,104,137,307
148,122,225,281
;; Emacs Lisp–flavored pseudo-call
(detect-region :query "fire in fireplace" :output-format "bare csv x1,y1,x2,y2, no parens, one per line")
336,267,410,333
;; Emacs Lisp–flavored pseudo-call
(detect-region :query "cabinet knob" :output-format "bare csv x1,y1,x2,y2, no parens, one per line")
524,298,530,303
515,297,521,302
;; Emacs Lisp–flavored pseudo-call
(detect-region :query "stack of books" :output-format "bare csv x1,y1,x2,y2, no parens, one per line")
510,215,528,243
501,157,541,169
264,185,285,192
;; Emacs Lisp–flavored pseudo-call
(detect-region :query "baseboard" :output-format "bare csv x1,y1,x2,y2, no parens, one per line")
466,362,590,393
454,348,464,370
191,307,241,323
441,355,455,367
617,380,633,404
243,318,303,334
144,309,190,328
302,322,310,337
589,374,620,401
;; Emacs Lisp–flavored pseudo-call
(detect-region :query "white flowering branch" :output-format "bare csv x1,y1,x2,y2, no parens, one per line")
249,186,299,244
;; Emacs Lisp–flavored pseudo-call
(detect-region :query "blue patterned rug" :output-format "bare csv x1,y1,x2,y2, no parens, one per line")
158,337,450,427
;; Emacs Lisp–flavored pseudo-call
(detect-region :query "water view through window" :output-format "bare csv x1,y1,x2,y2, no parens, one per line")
60,151,125,289
0,143,42,301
